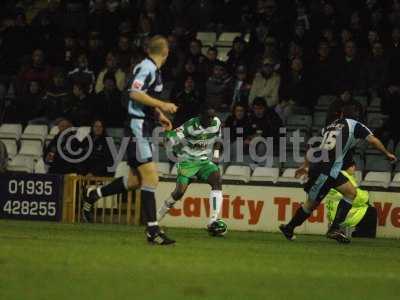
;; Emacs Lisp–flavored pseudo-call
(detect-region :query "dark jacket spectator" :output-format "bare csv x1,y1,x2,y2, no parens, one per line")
31,70,69,125
80,120,114,177
226,37,249,73
172,76,202,127
364,42,388,96
230,65,252,108
326,89,365,124
44,119,81,174
224,103,251,143
92,74,125,127
205,62,233,109
15,80,44,124
65,82,92,126
336,41,364,91
16,49,52,95
86,31,106,75
68,52,95,92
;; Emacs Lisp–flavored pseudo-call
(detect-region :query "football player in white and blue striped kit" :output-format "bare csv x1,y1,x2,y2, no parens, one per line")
82,36,178,245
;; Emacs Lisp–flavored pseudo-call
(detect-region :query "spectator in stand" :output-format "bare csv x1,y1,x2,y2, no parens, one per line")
224,103,250,143
65,81,92,126
310,41,337,102
52,31,80,71
172,76,201,127
80,119,113,177
115,34,136,73
175,57,204,89
16,80,44,124
31,69,69,126
16,49,52,95
68,52,95,92
364,41,388,97
249,58,281,107
337,40,364,91
87,31,106,74
279,57,309,110
92,73,125,127
205,46,222,76
340,28,353,47
162,34,185,83
44,118,81,174
367,29,380,54
205,61,233,110
0,140,8,173
327,88,365,124
245,97,282,155
95,51,126,93
230,65,252,108
321,28,339,56
187,39,208,75
388,27,400,65
226,37,249,73
132,13,153,49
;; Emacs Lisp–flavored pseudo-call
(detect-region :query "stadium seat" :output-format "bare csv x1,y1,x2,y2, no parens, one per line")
216,32,241,47
315,95,335,111
76,126,91,142
361,172,391,188
7,155,35,173
196,32,217,46
365,155,392,172
312,111,327,129
1,139,17,157
395,141,400,158
353,154,364,170
33,158,48,174
277,168,302,184
114,161,129,178
170,163,178,176
286,114,312,130
367,113,388,130
258,156,280,168
0,123,23,140
366,97,381,113
46,126,60,141
19,140,43,158
217,47,231,62
158,162,171,178
390,173,400,187
395,161,400,172
353,96,368,109
222,165,251,182
354,170,363,184
21,125,48,142
251,167,279,183
282,154,304,169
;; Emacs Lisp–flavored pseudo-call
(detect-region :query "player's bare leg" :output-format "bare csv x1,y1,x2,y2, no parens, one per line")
137,161,175,245
157,183,188,221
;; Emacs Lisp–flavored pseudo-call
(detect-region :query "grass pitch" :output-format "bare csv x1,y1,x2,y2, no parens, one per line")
0,220,399,300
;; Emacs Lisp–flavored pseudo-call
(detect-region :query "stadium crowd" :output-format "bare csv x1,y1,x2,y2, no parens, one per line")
1,0,400,175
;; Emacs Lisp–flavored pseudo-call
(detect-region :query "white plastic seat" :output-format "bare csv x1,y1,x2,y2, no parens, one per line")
1,139,17,157
366,97,381,112
277,168,302,184
34,158,48,174
216,32,241,47
222,165,251,182
251,167,279,183
217,47,231,62
315,95,335,111
196,32,217,46
19,140,43,157
21,125,48,142
367,113,388,129
390,173,400,187
365,155,392,172
0,123,22,140
76,126,91,142
7,155,35,173
286,114,312,129
114,161,129,178
158,162,171,178
46,126,60,141
312,112,327,128
361,172,391,188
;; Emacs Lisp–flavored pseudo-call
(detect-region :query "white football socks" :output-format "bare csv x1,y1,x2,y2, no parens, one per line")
157,195,177,221
209,190,223,224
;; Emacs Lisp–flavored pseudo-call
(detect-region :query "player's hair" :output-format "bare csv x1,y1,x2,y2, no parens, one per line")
148,35,168,55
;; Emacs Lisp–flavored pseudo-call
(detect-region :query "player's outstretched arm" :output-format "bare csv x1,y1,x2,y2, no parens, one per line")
366,135,397,162
130,91,177,113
